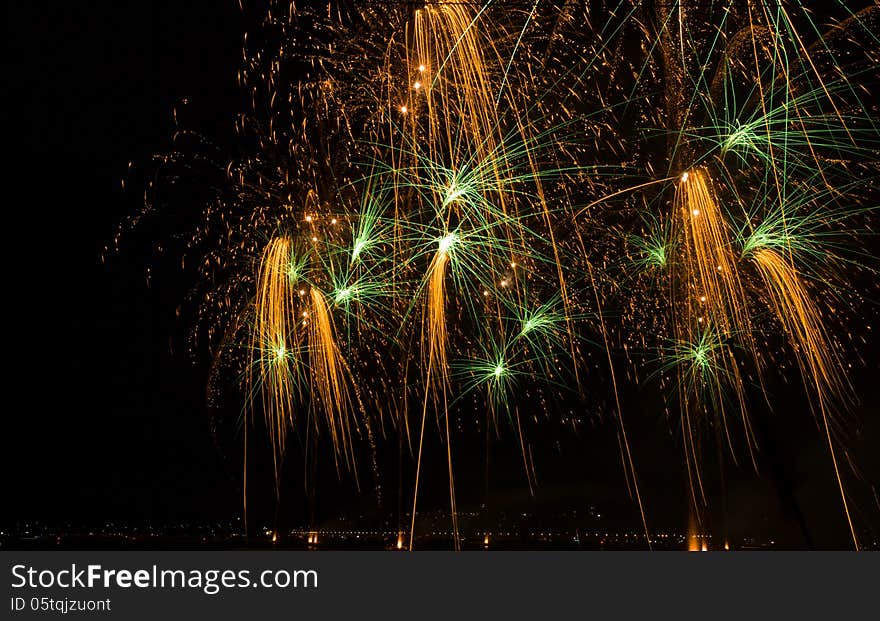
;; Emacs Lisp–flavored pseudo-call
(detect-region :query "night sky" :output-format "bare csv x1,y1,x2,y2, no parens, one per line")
6,1,879,548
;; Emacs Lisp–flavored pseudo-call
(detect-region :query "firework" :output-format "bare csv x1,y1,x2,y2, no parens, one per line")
126,0,880,549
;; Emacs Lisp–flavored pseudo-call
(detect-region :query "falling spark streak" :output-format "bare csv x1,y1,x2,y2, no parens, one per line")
249,237,301,489
672,169,758,509
308,287,359,480
411,246,459,550
751,247,858,549
676,170,753,348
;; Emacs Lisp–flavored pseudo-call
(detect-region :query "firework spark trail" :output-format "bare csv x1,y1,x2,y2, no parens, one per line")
410,244,459,550
675,170,753,351
751,247,858,548
250,236,302,488
409,2,501,165
308,286,359,480
668,169,760,510
424,247,451,409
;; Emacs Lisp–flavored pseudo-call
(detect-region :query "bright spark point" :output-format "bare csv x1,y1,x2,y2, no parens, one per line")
400,105,407,114
418,64,425,72
331,218,337,224
311,236,318,242
493,364,504,378
681,171,689,182
334,288,352,303
275,346,286,360
438,232,457,254
413,81,421,90
442,178,466,207
305,215,312,222
692,209,700,216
